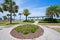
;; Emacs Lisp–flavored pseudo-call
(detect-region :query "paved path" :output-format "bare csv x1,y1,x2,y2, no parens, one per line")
0,21,60,40
46,26,60,28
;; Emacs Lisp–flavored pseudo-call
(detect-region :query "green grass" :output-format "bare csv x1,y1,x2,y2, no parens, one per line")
0,20,19,26
39,23,60,26
53,28,60,32
0,20,30,26
0,20,9,26
15,24,39,34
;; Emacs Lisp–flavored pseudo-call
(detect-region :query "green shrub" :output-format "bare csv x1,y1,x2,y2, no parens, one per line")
39,18,60,23
31,27,38,33
39,19,49,23
56,19,60,23
23,19,35,23
15,24,39,34
44,18,58,23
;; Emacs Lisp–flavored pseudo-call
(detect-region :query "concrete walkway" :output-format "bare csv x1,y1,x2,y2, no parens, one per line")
46,26,60,28
0,21,60,40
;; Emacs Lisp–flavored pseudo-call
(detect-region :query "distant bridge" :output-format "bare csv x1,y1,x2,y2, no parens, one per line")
28,16,60,20
28,16,48,20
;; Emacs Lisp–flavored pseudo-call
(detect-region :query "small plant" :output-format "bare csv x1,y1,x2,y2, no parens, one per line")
15,24,39,34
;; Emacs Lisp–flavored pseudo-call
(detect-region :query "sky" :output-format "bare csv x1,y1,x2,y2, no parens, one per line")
0,0,60,20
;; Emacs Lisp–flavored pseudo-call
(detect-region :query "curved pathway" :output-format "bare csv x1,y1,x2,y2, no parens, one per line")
0,21,60,40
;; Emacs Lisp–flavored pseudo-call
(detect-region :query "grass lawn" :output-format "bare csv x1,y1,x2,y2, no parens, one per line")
0,20,30,26
0,20,9,26
15,24,39,34
39,23,60,26
39,23,60,32
53,28,60,32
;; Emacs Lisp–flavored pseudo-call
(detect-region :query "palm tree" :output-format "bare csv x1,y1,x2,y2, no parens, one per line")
46,5,60,19
7,14,10,21
0,7,3,21
3,16,7,20
23,9,30,21
19,13,22,21
13,13,16,20
2,0,19,24
0,7,3,13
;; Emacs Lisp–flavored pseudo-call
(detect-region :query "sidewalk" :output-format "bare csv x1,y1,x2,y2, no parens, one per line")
0,21,60,40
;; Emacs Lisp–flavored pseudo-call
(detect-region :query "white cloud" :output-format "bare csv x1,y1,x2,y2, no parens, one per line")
28,6,48,16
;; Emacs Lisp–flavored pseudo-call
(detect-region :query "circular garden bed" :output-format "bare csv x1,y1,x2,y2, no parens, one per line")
10,24,44,39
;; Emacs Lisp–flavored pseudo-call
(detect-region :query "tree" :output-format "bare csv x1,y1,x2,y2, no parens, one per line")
0,7,3,13
0,6,3,21
2,0,19,24
7,14,10,21
13,13,16,20
19,13,22,21
3,16,7,20
46,5,60,19
23,9,30,21
0,7,3,19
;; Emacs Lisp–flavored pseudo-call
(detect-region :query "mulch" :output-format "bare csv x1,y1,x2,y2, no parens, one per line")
10,27,44,39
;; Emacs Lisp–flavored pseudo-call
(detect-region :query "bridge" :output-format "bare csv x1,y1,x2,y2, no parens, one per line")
28,16,48,20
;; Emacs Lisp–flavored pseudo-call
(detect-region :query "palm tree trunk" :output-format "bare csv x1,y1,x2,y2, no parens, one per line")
26,16,27,21
51,15,53,19
8,16,9,21
10,13,12,24
51,15,53,22
10,2,12,24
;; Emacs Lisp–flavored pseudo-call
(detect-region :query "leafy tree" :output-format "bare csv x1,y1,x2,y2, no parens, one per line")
23,9,30,21
2,0,19,24
46,5,60,19
19,13,22,20
13,13,16,20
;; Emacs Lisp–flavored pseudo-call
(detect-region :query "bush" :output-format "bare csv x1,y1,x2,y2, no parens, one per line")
0,18,2,20
39,18,60,23
15,24,39,34
23,19,35,23
44,18,58,23
56,19,60,23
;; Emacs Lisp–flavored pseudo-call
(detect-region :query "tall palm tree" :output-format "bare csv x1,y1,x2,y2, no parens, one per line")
46,5,60,19
13,13,16,20
0,7,3,20
23,9,30,21
7,14,10,21
19,13,22,21
0,7,3,13
2,0,19,24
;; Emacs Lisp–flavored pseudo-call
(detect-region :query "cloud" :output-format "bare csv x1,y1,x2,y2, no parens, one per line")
28,6,48,16
15,0,49,17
